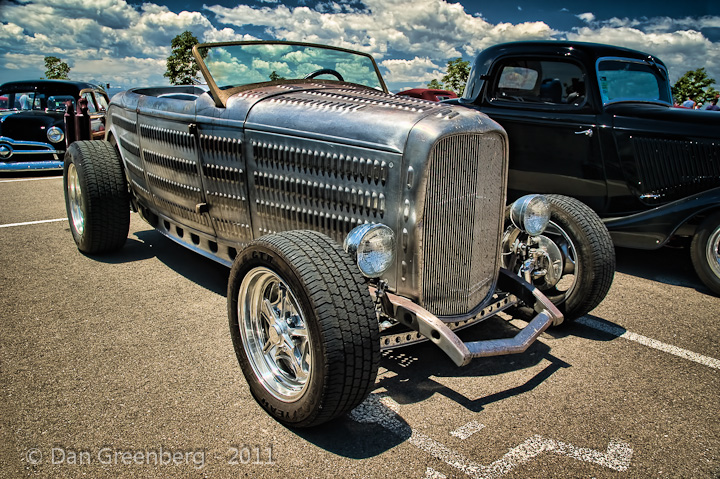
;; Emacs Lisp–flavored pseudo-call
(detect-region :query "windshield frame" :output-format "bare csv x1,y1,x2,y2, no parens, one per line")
595,56,672,106
193,40,388,108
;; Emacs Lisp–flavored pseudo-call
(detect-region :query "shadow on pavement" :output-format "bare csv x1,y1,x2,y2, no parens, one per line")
85,227,229,296
376,316,570,412
615,245,708,292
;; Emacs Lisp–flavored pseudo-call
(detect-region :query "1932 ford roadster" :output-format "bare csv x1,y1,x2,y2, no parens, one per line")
63,41,614,427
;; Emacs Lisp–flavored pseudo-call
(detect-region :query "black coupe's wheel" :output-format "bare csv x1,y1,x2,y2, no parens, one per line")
511,195,615,321
690,211,720,295
63,140,130,254
228,230,380,428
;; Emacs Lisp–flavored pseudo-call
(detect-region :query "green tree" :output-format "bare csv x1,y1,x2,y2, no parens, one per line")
164,31,206,85
671,68,719,105
442,58,470,95
269,71,286,81
427,58,471,95
44,56,70,79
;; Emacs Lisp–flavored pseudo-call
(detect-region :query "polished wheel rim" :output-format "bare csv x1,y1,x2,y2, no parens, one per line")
238,267,311,402
706,225,720,279
542,221,578,298
67,163,85,236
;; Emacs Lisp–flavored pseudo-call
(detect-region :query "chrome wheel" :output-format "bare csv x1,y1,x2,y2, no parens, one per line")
705,224,720,279
66,162,85,236
542,220,579,296
238,267,311,402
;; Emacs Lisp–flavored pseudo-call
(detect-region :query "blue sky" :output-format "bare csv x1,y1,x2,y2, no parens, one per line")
1,0,718,92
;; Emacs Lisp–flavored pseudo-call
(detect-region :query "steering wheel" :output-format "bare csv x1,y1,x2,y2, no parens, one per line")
304,69,344,81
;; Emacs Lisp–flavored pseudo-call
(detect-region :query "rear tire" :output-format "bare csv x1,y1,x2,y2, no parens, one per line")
228,230,380,428
690,211,720,295
63,140,129,254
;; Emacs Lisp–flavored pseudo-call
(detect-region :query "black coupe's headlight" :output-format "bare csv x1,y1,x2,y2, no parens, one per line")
510,194,550,236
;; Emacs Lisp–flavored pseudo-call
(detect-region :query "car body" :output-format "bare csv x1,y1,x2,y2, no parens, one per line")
449,41,720,294
63,41,614,427
0,80,109,171
396,88,458,102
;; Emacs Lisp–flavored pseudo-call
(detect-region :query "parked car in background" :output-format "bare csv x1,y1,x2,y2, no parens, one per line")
397,88,457,102
62,40,614,427
449,41,720,295
0,80,109,171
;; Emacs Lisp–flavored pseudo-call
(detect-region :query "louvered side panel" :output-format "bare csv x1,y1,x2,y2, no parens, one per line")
633,137,720,203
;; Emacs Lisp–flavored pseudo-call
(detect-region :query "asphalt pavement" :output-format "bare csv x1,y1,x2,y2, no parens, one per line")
1,172,718,478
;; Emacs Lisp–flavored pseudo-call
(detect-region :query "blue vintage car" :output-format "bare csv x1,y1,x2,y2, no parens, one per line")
0,79,109,171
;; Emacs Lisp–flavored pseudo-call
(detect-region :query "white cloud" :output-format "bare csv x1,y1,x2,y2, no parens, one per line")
569,17,720,84
0,0,718,91
0,0,217,86
205,0,556,63
381,57,445,84
577,12,595,23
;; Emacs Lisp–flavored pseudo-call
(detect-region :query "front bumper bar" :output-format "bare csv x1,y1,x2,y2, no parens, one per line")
376,268,563,366
0,136,63,170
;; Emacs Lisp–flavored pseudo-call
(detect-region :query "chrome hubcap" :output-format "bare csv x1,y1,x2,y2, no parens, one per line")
67,163,85,236
238,267,311,402
542,221,578,296
706,225,720,279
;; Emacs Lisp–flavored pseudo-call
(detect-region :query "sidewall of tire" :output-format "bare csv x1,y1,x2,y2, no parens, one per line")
63,140,130,254
228,232,379,427
544,195,615,320
690,211,720,295
63,146,91,251
228,244,328,426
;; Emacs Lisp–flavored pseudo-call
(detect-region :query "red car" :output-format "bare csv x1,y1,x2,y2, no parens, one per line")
396,88,457,102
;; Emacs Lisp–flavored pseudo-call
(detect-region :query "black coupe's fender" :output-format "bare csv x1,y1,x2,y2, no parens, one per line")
604,186,720,249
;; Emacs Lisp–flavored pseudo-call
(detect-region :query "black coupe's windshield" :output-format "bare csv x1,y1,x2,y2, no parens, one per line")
199,42,386,92
596,58,672,105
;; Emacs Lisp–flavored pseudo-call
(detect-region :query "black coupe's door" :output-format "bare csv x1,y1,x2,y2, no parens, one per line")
481,58,608,212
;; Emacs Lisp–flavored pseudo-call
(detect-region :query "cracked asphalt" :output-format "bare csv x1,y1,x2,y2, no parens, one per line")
1,171,718,478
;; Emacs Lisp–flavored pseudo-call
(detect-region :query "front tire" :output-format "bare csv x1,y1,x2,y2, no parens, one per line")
63,140,130,254
690,211,720,295
508,195,615,321
228,230,380,428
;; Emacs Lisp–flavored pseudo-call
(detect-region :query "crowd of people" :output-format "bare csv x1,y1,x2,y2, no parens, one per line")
676,94,720,110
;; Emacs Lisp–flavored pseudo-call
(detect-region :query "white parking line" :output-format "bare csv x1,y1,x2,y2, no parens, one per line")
0,176,62,183
577,317,720,370
0,218,66,228
451,421,486,440
351,394,632,478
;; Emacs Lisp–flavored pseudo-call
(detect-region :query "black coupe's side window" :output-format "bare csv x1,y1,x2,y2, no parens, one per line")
491,59,586,107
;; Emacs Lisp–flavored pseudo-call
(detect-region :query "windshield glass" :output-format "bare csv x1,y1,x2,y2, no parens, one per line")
0,90,76,112
596,58,672,105
200,42,385,92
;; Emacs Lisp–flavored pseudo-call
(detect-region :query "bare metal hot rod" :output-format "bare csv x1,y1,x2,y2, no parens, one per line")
63,41,614,427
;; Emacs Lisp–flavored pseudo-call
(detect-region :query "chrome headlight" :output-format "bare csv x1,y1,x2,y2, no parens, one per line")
47,126,64,143
510,194,550,236
343,223,396,278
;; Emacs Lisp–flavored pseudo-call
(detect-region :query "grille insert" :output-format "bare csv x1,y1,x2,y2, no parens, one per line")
421,133,505,316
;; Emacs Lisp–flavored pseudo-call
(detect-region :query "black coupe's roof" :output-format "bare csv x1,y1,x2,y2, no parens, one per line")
0,79,103,92
476,40,660,63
